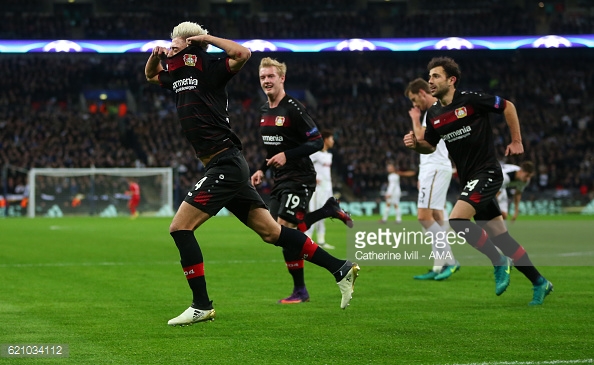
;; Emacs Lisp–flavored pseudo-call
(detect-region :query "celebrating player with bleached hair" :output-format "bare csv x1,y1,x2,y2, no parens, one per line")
145,22,360,326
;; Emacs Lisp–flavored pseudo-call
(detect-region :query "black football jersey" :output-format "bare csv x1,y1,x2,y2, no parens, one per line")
259,95,321,186
158,45,242,158
424,90,506,184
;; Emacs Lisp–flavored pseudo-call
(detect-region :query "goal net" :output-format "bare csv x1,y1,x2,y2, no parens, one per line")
27,168,174,218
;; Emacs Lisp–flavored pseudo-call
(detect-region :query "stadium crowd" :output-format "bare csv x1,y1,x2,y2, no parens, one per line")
1,48,593,206
1,1,593,210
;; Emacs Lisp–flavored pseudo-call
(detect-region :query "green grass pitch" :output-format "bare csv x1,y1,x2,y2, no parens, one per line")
0,215,593,364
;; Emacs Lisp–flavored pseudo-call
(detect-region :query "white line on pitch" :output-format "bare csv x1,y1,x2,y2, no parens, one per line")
436,359,593,365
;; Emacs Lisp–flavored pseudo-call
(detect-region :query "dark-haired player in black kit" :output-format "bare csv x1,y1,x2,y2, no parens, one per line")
251,57,353,304
404,56,552,305
145,22,360,326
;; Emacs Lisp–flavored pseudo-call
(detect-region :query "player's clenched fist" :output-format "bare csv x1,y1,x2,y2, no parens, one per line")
251,170,264,187
152,46,168,60
403,131,417,150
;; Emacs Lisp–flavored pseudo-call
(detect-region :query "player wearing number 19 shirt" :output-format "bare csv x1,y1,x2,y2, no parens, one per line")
404,56,552,305
145,23,360,326
251,57,353,305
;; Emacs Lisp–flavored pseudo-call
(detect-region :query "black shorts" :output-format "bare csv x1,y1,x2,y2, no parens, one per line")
458,170,503,221
184,147,267,225
269,180,314,224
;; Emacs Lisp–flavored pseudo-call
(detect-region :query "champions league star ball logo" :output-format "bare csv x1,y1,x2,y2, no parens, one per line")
335,39,376,51
242,40,277,52
434,37,474,50
140,40,172,52
43,40,83,52
532,35,572,48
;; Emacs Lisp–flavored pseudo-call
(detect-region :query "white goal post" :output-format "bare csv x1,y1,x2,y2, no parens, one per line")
27,168,173,218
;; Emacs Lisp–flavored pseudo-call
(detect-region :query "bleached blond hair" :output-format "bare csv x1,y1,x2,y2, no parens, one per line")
259,57,287,78
171,21,209,50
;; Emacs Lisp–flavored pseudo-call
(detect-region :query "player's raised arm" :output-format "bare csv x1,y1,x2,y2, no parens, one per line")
408,107,425,140
145,46,167,83
396,169,417,177
187,35,251,72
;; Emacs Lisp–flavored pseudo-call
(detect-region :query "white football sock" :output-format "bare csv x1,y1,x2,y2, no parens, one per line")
382,205,390,221
316,231,326,245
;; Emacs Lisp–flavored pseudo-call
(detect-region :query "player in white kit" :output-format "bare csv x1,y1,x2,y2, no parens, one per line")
406,78,459,281
497,161,535,222
306,130,336,249
380,163,415,223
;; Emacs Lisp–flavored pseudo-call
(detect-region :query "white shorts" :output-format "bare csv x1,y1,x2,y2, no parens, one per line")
386,193,401,206
386,189,402,206
417,167,452,210
309,188,333,212
497,189,509,213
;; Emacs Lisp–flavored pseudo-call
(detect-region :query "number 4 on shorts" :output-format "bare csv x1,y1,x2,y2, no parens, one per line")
464,179,479,191
194,177,207,190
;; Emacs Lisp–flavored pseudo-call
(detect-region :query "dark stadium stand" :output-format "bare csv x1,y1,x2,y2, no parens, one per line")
0,0,592,39
0,0,593,213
